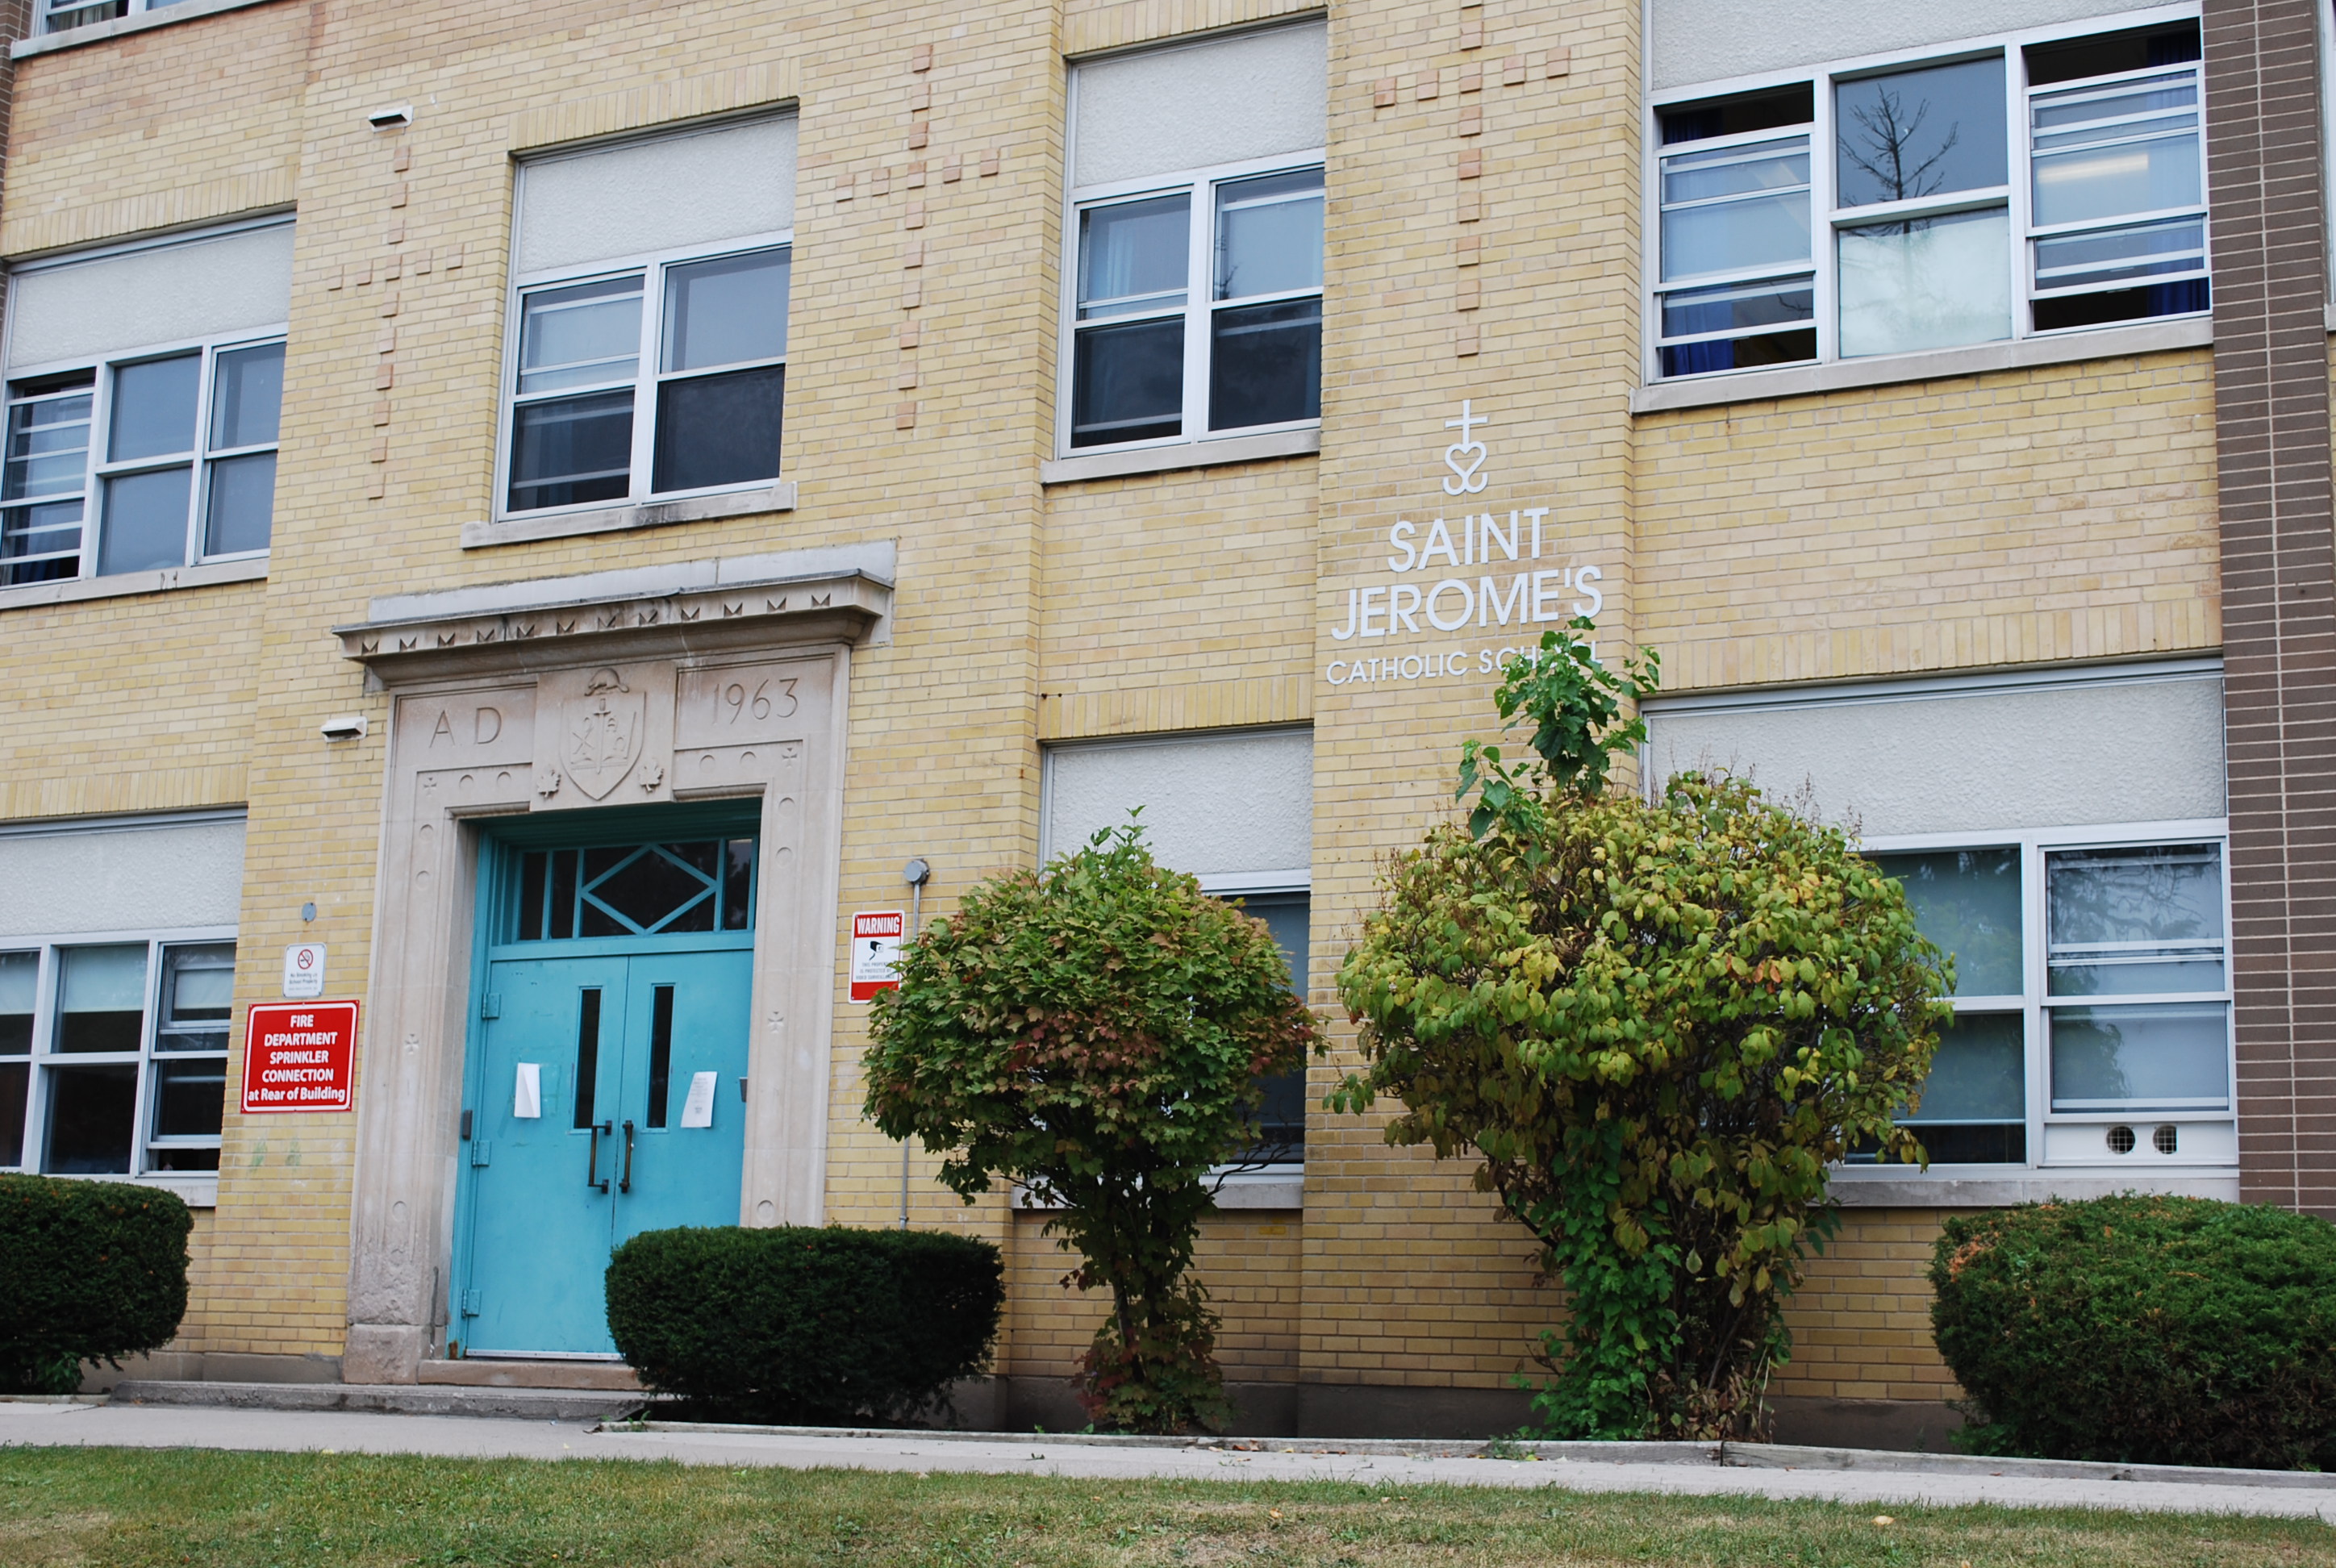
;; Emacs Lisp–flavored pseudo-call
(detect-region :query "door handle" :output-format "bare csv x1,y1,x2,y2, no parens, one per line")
586,1120,611,1193
619,1120,636,1194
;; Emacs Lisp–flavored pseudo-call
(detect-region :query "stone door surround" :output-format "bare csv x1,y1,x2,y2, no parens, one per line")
332,542,891,1383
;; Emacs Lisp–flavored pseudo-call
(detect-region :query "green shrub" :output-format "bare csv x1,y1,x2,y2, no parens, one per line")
604,1224,1002,1425
1931,1195,2336,1470
0,1174,191,1394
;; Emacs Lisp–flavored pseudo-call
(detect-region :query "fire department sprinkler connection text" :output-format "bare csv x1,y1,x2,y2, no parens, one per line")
241,1000,359,1114
849,911,905,1002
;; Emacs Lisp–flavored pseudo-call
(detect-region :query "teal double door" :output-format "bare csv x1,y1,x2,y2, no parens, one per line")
456,830,760,1357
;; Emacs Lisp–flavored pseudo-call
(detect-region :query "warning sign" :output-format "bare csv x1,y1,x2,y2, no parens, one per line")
849,911,906,1003
241,1000,359,1115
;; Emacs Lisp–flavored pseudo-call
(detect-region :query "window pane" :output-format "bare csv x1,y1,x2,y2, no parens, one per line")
652,365,783,493
0,1061,24,1167
2048,844,2224,996
158,943,234,1053
1208,297,1320,431
204,452,275,557
2034,216,2205,294
1658,276,1815,341
6,384,92,502
1659,329,1817,377
580,844,717,936
2,500,83,585
1078,195,1190,320
1658,137,1810,282
721,838,755,931
2030,73,2200,227
508,390,632,511
1659,85,1812,146
151,1055,226,1141
56,944,146,1053
1905,1012,2024,1123
518,276,643,394
2033,277,2209,332
0,951,34,1056
210,342,284,449
98,465,192,574
44,1063,138,1174
2050,1002,2229,1111
1870,847,2021,996
662,250,790,373
108,354,199,463
1071,318,1183,447
1214,169,1323,301
1835,56,2007,209
1238,893,1309,1162
1838,207,2011,357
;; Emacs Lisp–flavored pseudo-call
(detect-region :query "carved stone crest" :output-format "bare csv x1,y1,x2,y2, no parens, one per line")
562,668,645,800
530,662,675,811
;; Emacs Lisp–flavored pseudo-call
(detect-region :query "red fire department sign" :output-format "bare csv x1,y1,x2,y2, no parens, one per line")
241,1000,360,1114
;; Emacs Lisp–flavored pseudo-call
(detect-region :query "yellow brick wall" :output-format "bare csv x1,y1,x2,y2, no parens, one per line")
0,0,2217,1413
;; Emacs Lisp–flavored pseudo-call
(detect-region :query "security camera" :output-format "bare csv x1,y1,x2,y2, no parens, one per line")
366,104,414,130
320,715,369,741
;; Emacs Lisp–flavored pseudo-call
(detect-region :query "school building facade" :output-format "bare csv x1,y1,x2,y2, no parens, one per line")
0,0,2327,1443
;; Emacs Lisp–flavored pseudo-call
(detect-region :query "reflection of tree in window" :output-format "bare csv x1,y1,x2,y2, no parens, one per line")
1841,89,1958,223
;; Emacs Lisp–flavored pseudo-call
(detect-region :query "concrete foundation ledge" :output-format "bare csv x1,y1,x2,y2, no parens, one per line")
109,1380,649,1424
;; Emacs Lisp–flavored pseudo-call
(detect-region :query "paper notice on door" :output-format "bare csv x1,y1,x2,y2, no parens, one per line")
514,1061,541,1120
681,1070,718,1128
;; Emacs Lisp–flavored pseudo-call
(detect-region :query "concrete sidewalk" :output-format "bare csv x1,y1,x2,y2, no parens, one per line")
4,1398,2335,1522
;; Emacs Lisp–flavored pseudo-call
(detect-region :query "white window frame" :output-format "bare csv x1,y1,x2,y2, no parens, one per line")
36,0,177,34
2,327,285,583
1643,2,2208,384
494,228,794,523
1853,816,2234,1176
1055,106,1326,460
1,926,236,1191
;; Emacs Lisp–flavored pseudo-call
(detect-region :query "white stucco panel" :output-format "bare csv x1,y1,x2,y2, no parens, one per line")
9,225,293,370
1073,21,1327,189
517,115,798,274
1650,0,2155,93
1045,728,1314,880
0,817,246,937
1644,671,2225,838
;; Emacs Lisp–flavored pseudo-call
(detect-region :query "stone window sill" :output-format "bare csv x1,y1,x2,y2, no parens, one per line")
1828,1168,2238,1208
12,0,277,58
0,557,265,613
1630,316,2214,415
462,482,796,550
1016,1165,1304,1212
1039,427,1320,486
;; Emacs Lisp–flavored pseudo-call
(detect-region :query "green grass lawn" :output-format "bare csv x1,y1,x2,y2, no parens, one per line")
1,1447,2331,1566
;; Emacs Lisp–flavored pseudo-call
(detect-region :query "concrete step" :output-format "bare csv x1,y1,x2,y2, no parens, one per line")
109,1379,649,1424
419,1358,644,1391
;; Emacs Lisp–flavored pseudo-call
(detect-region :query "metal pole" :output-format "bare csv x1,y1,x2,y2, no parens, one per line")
899,865,928,1229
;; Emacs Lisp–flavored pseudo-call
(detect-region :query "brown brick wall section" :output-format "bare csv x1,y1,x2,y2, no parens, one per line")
2205,0,2336,1215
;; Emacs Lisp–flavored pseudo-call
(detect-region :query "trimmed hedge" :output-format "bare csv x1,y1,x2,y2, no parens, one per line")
1931,1195,2336,1470
0,1174,192,1395
604,1224,1003,1425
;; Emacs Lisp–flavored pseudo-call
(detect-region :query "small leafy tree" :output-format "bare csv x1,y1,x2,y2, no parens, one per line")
1334,620,1950,1440
865,821,1322,1432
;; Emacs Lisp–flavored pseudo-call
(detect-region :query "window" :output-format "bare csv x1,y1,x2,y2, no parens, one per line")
1069,165,1324,448
506,117,798,518
36,0,186,34
2,222,290,586
508,838,757,940
1651,15,2205,378
1,937,235,1178
1064,22,1328,454
1855,829,2231,1170
506,249,789,513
